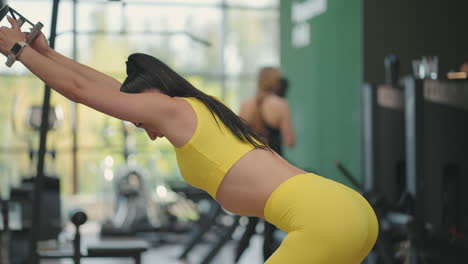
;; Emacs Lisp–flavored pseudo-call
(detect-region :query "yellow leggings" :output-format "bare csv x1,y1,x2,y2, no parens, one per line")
264,173,378,264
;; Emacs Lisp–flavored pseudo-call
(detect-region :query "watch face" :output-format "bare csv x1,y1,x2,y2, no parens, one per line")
11,43,22,55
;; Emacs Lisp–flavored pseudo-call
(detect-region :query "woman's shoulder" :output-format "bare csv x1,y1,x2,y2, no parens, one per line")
172,97,198,115
173,96,211,118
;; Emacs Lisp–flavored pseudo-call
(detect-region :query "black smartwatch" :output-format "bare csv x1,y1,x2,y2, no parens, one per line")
10,41,28,57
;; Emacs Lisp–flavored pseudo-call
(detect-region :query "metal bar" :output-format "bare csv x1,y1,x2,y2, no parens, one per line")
71,0,79,195
122,121,130,161
403,76,424,264
361,83,376,192
73,226,81,264
334,160,363,191
29,0,61,263
403,77,422,198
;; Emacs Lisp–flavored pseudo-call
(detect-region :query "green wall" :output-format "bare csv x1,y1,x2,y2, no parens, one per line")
280,0,363,185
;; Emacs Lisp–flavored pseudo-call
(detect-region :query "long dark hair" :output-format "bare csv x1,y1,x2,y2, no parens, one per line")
120,53,267,149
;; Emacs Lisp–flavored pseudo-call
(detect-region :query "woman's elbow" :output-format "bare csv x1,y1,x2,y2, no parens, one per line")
56,77,84,103
65,81,81,103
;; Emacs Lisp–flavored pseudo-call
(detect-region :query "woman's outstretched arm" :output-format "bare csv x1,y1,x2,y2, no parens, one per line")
0,17,177,130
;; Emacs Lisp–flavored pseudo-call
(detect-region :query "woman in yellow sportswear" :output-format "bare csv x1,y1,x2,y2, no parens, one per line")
0,17,378,263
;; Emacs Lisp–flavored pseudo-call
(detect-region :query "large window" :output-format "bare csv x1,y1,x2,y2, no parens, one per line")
0,0,278,219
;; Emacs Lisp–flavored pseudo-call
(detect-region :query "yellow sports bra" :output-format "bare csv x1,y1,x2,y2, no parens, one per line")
174,97,256,198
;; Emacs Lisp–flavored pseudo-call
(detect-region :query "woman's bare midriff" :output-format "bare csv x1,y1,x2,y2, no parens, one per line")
215,148,306,219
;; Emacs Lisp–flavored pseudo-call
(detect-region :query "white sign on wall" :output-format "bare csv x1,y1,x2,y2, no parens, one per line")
291,0,327,48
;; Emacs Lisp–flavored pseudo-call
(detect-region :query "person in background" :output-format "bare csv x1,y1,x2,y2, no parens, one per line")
236,67,294,262
239,67,296,152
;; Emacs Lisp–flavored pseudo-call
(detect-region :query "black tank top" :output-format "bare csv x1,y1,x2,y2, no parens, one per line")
257,98,282,155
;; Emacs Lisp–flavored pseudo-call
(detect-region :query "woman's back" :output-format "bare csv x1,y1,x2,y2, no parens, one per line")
240,94,296,148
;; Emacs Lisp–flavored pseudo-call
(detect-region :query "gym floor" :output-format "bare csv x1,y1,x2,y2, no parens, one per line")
41,221,264,264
